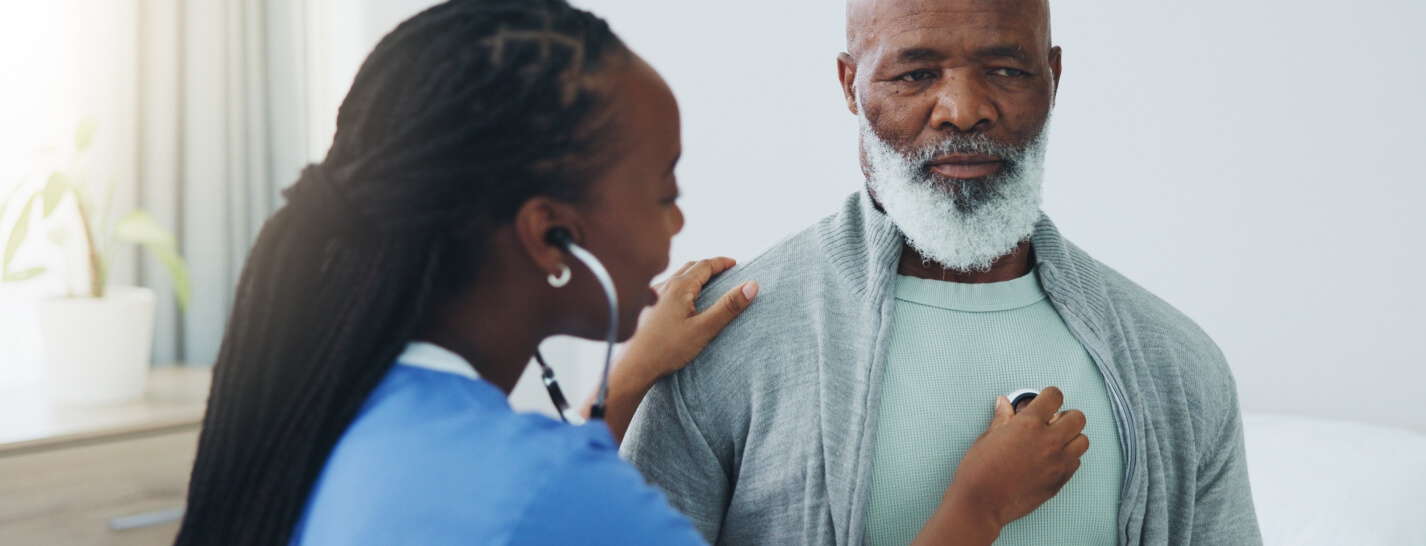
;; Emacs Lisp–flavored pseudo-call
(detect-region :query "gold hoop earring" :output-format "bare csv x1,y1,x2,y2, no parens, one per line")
548,263,571,288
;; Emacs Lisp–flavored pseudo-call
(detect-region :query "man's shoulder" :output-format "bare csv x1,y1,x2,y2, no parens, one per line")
687,215,848,356
1040,223,1235,400
696,191,870,307
1097,266,1227,368
697,221,833,303
670,206,863,412
1087,262,1239,421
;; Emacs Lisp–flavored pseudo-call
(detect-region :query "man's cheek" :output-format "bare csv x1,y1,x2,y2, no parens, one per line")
866,100,929,145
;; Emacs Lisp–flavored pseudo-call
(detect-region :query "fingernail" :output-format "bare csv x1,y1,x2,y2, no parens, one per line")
742,282,759,301
995,396,1005,410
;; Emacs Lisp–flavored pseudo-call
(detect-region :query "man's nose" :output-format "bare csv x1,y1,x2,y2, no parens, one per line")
928,70,997,133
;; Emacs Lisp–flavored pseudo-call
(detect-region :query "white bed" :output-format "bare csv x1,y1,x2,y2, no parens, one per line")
1244,413,1426,545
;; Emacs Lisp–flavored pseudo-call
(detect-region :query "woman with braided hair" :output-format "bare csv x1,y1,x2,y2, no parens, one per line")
176,0,1091,544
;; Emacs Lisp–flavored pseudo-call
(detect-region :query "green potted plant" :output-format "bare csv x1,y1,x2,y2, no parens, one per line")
0,119,191,406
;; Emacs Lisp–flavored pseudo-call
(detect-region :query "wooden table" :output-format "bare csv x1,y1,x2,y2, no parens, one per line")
0,367,211,545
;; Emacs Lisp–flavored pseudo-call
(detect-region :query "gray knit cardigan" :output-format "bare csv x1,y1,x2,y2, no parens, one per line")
622,191,1262,546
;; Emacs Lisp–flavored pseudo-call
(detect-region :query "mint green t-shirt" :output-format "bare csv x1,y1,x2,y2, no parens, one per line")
866,270,1122,545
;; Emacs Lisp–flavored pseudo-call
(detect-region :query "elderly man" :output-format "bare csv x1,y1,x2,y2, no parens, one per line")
622,0,1262,544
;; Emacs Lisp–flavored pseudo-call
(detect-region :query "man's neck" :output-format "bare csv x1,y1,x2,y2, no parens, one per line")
897,240,1034,284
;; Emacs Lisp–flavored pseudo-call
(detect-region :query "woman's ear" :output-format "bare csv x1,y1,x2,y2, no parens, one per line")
513,196,583,276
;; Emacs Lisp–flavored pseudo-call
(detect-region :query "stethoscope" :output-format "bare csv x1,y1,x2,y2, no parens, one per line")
535,227,617,424
532,228,1051,426
532,226,1051,426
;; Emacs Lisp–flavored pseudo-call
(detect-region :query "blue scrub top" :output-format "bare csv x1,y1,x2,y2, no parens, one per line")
291,343,706,545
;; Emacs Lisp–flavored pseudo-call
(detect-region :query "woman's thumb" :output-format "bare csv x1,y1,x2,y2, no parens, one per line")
987,396,1014,430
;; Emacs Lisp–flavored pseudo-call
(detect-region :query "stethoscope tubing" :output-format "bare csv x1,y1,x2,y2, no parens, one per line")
564,242,619,419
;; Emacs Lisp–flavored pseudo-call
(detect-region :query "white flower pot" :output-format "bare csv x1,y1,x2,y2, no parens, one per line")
37,286,156,406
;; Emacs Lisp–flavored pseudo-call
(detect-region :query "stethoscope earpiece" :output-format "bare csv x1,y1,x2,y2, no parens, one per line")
545,227,574,250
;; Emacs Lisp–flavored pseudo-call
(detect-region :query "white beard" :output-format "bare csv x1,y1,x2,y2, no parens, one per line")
860,113,1050,273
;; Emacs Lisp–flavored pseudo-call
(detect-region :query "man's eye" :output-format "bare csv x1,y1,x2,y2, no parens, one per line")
990,68,1029,77
898,70,937,82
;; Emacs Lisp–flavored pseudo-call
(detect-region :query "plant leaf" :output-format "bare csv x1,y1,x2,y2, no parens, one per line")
145,243,191,312
47,226,67,246
99,173,117,239
94,249,108,296
4,267,46,282
75,118,98,153
69,173,91,217
4,195,38,274
0,181,23,217
42,172,68,216
114,210,177,247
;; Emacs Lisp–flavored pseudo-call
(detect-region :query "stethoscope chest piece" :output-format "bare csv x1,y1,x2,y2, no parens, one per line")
1007,388,1042,414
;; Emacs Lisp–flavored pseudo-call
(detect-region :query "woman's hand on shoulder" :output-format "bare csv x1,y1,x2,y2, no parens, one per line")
621,257,759,382
594,257,758,443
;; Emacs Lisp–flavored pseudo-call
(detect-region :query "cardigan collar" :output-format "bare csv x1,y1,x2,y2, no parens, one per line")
816,190,1111,326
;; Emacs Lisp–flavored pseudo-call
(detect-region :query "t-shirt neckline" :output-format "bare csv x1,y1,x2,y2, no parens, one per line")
894,267,1046,312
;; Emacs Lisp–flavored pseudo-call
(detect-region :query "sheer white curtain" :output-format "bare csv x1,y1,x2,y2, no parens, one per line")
141,0,321,365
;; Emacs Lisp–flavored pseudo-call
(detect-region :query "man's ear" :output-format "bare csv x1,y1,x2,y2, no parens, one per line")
837,53,859,115
513,196,581,277
1049,46,1063,103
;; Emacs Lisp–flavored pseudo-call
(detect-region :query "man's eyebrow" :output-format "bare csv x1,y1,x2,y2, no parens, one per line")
893,47,945,63
977,45,1030,62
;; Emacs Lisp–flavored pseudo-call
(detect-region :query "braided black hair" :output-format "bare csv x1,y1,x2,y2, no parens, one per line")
175,1,626,543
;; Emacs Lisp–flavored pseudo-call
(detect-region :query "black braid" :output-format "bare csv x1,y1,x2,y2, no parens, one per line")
175,1,626,544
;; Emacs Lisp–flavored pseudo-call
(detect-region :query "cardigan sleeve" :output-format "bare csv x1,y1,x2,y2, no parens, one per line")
620,371,732,545
1191,375,1264,545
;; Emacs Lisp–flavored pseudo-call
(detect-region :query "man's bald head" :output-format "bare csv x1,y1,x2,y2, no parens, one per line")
846,0,1051,58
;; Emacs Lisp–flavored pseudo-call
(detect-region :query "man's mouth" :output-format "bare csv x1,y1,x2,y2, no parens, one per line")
927,153,1003,180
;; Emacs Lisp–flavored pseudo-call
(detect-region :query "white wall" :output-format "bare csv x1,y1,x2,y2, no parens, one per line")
1046,1,1426,432
323,1,1426,432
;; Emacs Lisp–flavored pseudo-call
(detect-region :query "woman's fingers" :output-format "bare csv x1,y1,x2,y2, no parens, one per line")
694,281,759,334
1019,386,1065,423
1056,459,1083,491
1051,409,1087,435
1065,433,1090,458
672,261,698,277
986,396,1014,431
672,257,736,291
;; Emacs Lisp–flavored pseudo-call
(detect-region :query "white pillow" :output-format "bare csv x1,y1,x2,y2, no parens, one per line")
1244,413,1426,546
